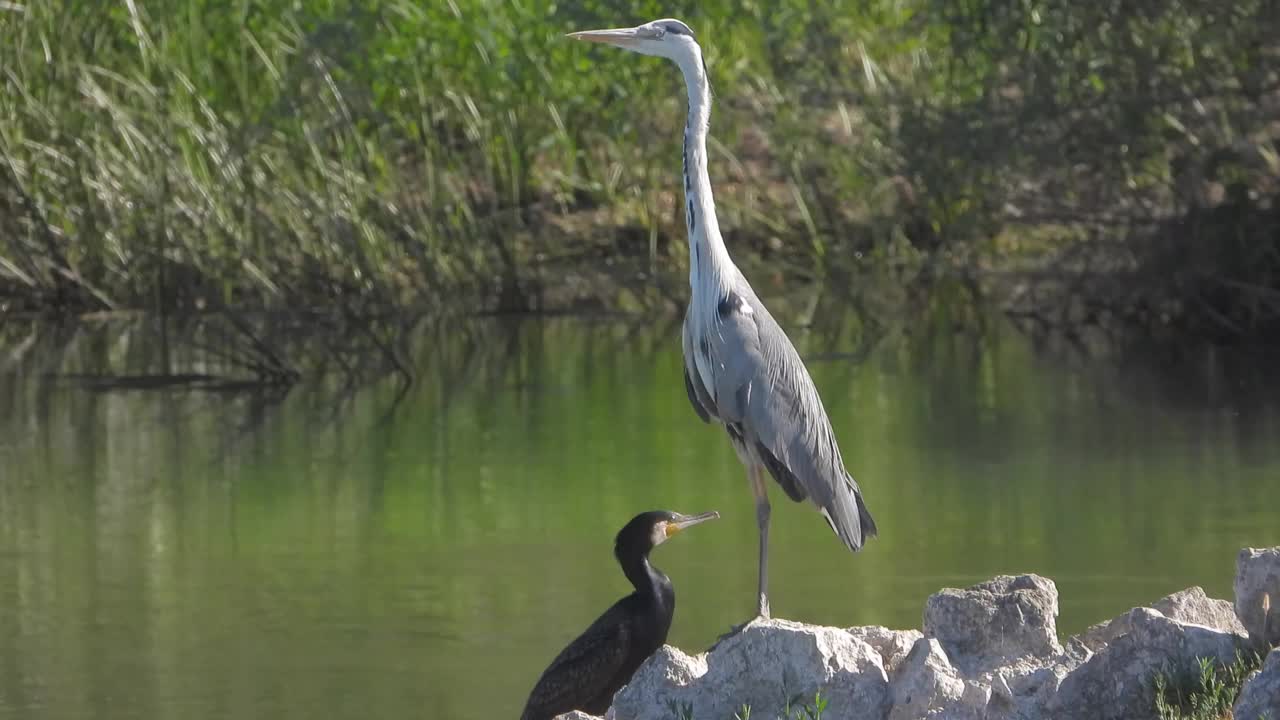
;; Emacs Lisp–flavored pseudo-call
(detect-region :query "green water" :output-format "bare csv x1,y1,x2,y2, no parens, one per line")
1,314,1278,720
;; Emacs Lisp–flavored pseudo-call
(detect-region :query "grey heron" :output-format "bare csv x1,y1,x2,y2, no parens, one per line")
568,19,877,620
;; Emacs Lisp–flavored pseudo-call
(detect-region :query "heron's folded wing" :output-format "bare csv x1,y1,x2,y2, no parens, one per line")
683,366,712,423
681,317,716,423
709,297,872,550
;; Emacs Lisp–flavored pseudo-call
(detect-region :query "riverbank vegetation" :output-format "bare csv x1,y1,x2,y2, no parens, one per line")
1153,652,1264,720
1,1,1277,341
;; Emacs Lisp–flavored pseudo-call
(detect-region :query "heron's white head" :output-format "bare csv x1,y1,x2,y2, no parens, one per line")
567,18,700,64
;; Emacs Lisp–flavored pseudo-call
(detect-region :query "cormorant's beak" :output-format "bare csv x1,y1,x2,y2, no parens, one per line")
664,511,720,538
566,27,646,50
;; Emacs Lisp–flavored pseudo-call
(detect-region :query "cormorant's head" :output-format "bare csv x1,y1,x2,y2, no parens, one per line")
614,509,719,559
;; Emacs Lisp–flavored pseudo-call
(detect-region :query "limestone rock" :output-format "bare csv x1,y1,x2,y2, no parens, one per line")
847,626,925,676
1048,608,1243,720
1074,608,1145,654
986,642,1091,720
960,681,992,714
1234,648,1280,720
609,619,889,720
888,638,974,720
923,575,1062,674
1075,586,1246,652
1236,547,1280,652
604,643,705,720
1154,586,1247,635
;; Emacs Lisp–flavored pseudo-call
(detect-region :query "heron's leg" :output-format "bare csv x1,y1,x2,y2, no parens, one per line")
749,462,772,619
711,462,772,648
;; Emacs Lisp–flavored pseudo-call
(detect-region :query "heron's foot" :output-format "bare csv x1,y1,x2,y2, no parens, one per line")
710,611,770,650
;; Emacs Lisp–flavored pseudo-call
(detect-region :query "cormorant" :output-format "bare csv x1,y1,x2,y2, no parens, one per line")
519,510,720,720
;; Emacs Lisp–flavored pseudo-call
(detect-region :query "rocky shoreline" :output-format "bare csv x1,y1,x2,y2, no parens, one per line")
558,547,1280,720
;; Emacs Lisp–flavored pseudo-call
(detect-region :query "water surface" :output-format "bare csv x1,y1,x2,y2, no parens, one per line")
2,312,1278,720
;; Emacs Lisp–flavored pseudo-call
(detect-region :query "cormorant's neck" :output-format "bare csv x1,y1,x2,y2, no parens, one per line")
678,50,735,300
618,549,671,604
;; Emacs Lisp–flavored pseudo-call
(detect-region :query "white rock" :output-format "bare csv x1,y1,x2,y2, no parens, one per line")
603,645,705,720
1235,547,1280,652
1155,586,1248,635
1074,608,1145,655
923,574,1063,674
888,639,966,720
553,713,603,720
960,680,992,714
609,619,889,720
1234,648,1280,720
1075,586,1246,652
985,643,1091,720
847,626,925,676
1048,608,1243,720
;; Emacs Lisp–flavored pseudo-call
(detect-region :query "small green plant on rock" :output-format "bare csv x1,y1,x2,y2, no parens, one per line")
731,689,828,720
665,698,695,720
1153,651,1263,720
784,689,828,720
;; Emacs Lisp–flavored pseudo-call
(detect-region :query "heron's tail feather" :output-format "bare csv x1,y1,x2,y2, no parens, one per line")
857,487,878,541
823,474,876,553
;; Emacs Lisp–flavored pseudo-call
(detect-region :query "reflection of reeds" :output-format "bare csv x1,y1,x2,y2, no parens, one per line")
2,311,417,394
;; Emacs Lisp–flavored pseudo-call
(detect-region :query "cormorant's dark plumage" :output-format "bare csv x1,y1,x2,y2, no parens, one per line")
519,510,718,720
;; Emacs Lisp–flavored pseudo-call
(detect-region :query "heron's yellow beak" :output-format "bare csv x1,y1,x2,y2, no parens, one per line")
664,510,720,538
566,27,645,50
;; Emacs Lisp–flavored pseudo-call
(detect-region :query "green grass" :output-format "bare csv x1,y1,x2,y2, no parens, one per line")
1,1,1275,329
1154,652,1264,720
0,1,933,314
665,689,829,720
779,689,829,720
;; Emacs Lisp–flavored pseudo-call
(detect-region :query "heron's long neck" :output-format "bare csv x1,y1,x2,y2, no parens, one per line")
681,55,735,298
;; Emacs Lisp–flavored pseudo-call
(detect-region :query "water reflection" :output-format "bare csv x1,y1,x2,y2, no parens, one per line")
1,311,1279,720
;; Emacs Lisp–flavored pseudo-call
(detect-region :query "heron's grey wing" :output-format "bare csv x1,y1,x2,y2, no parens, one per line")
683,367,711,423
520,604,632,720
681,313,716,423
708,292,876,551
